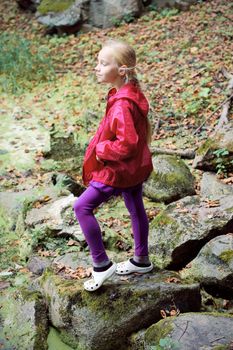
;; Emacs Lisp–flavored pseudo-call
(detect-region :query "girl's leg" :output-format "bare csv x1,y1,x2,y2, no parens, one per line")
73,186,114,265
122,184,150,262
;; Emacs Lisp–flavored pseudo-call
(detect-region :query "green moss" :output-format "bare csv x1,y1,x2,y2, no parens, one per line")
196,138,215,155
48,327,77,350
151,157,193,189
20,288,42,302
219,250,233,263
144,318,174,345
38,0,75,14
80,287,144,321
151,211,176,227
212,345,231,350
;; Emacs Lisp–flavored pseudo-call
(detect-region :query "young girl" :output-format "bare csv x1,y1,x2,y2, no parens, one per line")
73,39,153,292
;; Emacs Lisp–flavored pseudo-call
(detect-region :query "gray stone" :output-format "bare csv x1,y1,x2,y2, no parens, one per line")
89,0,142,28
44,129,85,161
149,194,233,269
181,234,233,299
0,186,58,223
39,268,201,350
36,0,89,27
0,289,48,350
200,172,233,199
27,256,51,275
52,250,129,270
193,123,233,172
143,155,196,203
51,172,85,197
132,312,233,350
25,193,85,241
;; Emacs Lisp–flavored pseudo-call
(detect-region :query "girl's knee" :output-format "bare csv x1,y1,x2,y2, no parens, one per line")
73,198,83,215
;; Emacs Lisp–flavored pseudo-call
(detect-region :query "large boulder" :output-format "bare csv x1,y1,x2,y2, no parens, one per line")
129,312,233,350
200,171,233,199
36,0,142,31
193,124,233,173
143,155,196,203
25,193,84,241
36,0,89,33
0,288,48,350
38,267,201,350
149,194,233,269
181,234,233,299
88,0,142,28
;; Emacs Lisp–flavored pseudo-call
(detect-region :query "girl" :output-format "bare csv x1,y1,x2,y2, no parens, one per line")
73,39,153,292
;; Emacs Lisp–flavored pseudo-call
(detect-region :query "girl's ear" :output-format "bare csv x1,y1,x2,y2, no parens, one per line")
118,65,127,76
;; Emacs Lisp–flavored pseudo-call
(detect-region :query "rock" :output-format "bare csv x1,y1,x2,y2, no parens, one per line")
193,124,233,173
52,250,129,270
181,234,233,299
39,268,201,350
200,172,233,199
88,0,142,28
0,186,58,224
25,193,86,244
44,128,86,162
149,194,233,269
143,155,196,203
36,0,89,32
0,288,48,350
36,0,143,32
27,256,51,275
130,312,233,350
51,172,85,197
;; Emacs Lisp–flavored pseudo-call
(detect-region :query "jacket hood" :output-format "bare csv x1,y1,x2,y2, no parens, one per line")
107,82,149,117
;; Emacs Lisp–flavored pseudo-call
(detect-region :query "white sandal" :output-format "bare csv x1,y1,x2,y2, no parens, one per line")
116,259,153,275
84,263,116,292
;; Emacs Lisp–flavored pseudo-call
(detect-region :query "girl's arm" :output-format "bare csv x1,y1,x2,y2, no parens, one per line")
95,100,138,162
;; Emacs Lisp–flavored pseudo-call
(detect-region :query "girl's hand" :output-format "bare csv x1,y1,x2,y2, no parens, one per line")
96,155,105,165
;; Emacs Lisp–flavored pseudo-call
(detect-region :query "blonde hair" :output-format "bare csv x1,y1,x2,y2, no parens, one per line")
102,39,139,85
102,39,152,144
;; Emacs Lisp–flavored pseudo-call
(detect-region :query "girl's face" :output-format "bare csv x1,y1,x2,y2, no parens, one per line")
95,47,125,89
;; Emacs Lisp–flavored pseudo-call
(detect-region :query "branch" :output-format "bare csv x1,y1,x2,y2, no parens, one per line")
193,93,233,135
215,68,233,130
150,147,196,159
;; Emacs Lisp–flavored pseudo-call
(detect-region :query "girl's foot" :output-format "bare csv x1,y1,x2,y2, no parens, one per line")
116,258,153,275
84,262,116,292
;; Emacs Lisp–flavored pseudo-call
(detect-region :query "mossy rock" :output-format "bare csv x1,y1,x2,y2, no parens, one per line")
39,267,201,350
194,125,233,172
180,235,233,299
144,155,196,203
0,288,48,350
38,0,75,14
149,194,233,270
137,312,233,350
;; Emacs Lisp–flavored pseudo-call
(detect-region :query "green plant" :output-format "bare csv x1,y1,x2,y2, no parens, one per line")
213,148,230,176
150,337,180,349
122,13,135,23
112,12,135,26
0,32,55,94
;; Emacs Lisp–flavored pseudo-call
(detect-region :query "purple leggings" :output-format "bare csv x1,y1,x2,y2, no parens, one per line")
73,183,149,264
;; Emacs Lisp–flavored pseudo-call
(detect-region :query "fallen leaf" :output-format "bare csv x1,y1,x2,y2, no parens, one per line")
67,239,79,246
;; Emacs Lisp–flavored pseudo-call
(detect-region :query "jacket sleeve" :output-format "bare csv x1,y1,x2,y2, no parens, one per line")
95,100,139,161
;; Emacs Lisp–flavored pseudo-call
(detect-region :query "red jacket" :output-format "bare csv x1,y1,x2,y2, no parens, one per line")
82,82,153,188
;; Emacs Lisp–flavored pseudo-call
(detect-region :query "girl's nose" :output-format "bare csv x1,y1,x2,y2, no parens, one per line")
95,65,99,71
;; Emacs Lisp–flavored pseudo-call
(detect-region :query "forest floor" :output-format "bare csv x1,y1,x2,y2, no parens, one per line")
0,0,233,284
